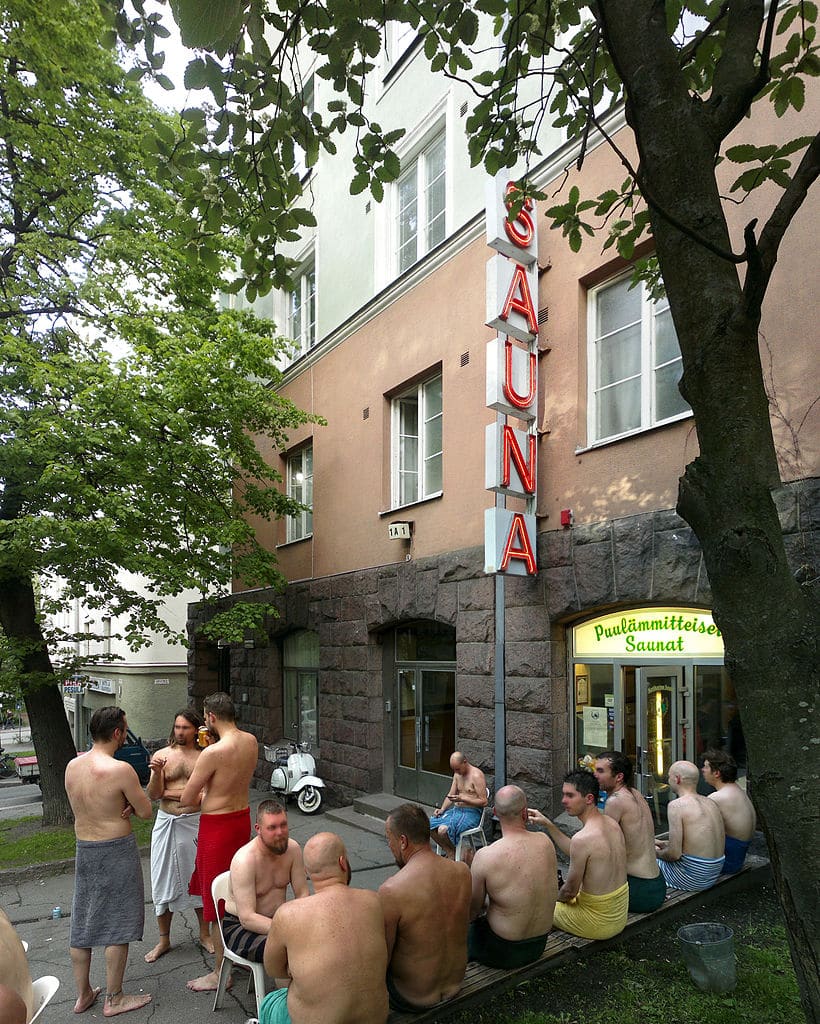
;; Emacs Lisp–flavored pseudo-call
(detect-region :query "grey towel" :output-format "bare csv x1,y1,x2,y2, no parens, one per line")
70,833,145,948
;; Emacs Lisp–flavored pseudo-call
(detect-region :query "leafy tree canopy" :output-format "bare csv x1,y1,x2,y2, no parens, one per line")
0,0,317,674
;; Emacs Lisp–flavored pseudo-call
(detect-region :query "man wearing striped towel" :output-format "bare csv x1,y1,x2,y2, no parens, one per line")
655,761,725,890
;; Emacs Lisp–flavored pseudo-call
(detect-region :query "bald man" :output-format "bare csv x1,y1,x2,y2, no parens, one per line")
0,908,32,1024
655,760,725,890
261,832,388,1024
468,785,557,968
430,752,487,859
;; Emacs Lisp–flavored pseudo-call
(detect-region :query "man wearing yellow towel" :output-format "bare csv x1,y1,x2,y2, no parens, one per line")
527,769,628,940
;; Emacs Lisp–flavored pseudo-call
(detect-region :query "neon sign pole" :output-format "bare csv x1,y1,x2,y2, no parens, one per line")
484,175,540,789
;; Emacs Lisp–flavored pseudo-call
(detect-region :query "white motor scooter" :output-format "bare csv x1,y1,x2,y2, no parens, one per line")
264,741,325,814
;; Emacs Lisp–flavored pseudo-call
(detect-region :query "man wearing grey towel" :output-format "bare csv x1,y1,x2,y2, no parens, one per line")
65,706,153,1017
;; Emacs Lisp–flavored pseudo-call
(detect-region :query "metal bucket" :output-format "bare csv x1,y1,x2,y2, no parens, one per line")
677,922,736,993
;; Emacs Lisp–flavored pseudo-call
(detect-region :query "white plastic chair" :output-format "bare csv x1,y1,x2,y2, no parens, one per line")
211,871,267,1018
29,976,60,1023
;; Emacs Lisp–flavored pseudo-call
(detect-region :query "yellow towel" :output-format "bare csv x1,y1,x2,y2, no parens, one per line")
553,882,629,940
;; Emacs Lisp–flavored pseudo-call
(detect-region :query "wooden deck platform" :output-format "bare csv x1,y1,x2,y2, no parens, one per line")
388,854,769,1023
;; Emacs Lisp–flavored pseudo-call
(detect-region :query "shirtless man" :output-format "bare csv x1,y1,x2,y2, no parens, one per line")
702,749,756,874
429,752,488,859
468,785,557,968
655,759,726,890
528,769,628,940
179,692,259,992
0,907,32,1024
379,803,472,1012
595,751,666,912
64,706,153,1017
144,708,211,962
221,799,308,968
261,832,388,1024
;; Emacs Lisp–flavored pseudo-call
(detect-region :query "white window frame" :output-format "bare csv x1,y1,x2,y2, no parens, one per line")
394,132,446,277
391,373,443,508
286,445,313,543
383,20,419,74
288,258,317,358
586,272,691,446
293,74,315,181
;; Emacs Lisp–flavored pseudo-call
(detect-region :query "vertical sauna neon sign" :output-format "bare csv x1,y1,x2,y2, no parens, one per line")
484,176,538,576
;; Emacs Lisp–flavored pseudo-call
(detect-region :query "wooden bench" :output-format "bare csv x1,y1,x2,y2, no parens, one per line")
388,854,769,1023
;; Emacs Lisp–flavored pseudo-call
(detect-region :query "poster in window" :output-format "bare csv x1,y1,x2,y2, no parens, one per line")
576,675,589,705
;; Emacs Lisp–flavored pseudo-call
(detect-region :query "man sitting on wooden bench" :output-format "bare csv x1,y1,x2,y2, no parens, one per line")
528,770,628,941
701,749,756,874
655,760,725,890
468,785,557,968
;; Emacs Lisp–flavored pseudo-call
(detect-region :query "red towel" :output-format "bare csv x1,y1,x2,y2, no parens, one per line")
188,808,251,921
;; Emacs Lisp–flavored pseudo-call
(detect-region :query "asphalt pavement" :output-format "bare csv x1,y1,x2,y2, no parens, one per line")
1,776,398,1023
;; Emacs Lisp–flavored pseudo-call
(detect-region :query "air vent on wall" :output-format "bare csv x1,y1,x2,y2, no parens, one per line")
538,306,549,325
365,201,371,214
460,351,470,367
460,101,468,117
362,407,370,420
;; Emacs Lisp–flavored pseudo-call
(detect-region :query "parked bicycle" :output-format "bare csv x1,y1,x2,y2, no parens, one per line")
0,746,16,779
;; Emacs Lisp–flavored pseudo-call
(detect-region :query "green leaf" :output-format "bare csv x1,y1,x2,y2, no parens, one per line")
169,0,246,52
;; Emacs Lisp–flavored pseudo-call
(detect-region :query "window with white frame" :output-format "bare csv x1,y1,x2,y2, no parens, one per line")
396,134,446,274
392,373,442,507
289,261,316,356
286,445,313,542
384,20,418,72
588,274,690,444
293,75,314,180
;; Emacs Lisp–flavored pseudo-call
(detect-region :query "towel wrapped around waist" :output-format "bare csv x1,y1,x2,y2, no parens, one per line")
657,853,725,891
553,883,629,940
70,833,145,948
188,807,251,921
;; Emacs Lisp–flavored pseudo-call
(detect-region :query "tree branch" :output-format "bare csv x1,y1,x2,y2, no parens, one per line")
704,0,779,142
741,130,820,318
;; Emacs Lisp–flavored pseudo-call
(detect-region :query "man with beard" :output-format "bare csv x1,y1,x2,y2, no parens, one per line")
65,705,153,1017
379,803,472,1013
220,800,308,967
144,708,212,963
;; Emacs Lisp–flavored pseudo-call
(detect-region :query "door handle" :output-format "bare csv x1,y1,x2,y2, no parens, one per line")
424,715,430,752
415,718,421,755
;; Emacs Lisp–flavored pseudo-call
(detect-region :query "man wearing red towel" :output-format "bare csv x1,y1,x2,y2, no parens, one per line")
180,692,259,993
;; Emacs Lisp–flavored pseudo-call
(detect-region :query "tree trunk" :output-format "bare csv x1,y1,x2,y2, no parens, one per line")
597,5,820,1020
0,576,76,826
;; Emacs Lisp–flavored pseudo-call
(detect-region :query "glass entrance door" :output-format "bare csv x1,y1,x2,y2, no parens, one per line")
624,666,682,828
395,667,455,805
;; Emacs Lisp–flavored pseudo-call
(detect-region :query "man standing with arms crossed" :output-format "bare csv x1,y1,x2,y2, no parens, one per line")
528,770,628,940
221,799,308,965
655,760,725,889
65,706,153,1017
144,707,212,962
701,748,756,874
380,803,472,1012
468,785,557,968
594,751,666,912
261,832,389,1024
179,692,258,993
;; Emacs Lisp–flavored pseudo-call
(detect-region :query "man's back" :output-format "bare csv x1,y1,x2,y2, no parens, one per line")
65,751,148,841
673,793,725,858
573,813,627,894
380,850,471,1006
604,786,659,878
196,728,258,813
709,785,755,841
269,886,388,1024
473,831,556,940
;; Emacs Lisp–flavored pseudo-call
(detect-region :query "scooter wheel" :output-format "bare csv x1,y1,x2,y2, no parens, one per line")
296,785,323,815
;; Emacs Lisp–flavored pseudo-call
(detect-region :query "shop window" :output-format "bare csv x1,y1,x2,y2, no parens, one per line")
587,273,690,444
694,666,747,774
283,630,319,747
395,133,446,274
286,444,313,542
573,664,616,767
391,372,442,507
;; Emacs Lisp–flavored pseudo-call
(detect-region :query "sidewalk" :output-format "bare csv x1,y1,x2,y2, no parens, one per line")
0,796,396,1022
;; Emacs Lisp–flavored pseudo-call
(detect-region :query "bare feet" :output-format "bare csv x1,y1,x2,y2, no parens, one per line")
186,971,230,993
102,992,152,1017
74,986,102,1013
144,937,171,963
198,934,215,954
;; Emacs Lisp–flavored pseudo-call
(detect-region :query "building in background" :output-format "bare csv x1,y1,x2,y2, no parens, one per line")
188,27,818,820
